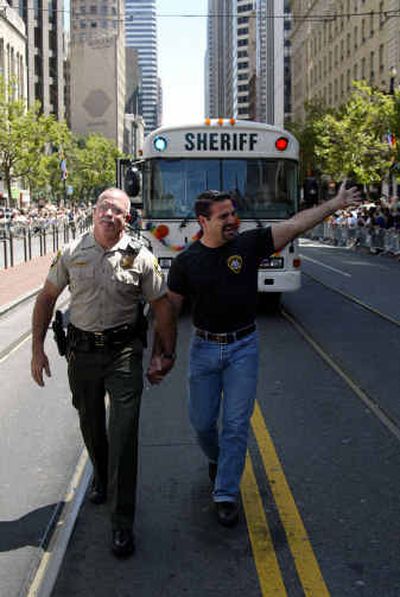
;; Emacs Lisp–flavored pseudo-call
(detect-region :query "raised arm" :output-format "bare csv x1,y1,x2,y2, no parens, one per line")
271,181,362,252
31,280,62,386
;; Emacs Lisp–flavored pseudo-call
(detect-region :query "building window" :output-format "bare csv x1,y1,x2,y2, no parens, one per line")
361,57,366,79
379,2,385,28
379,44,384,72
370,51,374,80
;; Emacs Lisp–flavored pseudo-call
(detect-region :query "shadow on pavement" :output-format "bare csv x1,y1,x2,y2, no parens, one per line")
0,502,62,552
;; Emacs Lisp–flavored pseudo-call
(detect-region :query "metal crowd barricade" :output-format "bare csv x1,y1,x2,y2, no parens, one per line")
0,216,93,270
306,222,400,256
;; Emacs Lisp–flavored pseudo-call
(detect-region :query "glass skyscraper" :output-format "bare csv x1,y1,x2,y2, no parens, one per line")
125,0,160,135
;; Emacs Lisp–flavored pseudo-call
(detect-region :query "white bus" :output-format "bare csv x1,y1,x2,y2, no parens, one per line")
122,119,301,304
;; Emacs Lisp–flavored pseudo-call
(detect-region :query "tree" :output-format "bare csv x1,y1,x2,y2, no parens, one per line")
287,99,329,182
69,134,124,202
313,82,395,187
0,77,54,206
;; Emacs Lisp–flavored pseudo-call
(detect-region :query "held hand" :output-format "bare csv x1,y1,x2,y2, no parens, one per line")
146,354,175,385
31,349,51,387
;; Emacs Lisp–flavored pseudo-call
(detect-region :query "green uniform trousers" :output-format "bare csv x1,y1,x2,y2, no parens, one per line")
67,337,143,529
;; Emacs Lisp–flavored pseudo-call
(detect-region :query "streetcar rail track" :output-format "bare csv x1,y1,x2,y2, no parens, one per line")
302,270,400,327
282,307,400,443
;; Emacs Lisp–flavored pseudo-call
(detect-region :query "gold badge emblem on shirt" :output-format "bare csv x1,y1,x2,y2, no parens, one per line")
227,255,243,274
121,254,135,269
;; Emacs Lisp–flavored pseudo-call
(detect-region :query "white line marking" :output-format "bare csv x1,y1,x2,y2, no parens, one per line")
301,254,352,277
0,333,31,363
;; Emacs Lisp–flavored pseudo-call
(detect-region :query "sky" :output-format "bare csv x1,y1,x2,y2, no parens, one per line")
157,0,208,126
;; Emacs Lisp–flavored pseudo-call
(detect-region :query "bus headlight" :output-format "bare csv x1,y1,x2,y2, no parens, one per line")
259,257,284,269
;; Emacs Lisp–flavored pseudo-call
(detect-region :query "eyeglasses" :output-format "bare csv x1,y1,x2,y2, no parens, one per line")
96,202,126,216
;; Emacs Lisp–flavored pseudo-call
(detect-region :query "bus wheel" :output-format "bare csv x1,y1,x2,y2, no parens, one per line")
259,292,282,313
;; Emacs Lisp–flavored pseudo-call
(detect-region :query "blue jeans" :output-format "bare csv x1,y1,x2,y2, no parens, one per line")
188,330,259,503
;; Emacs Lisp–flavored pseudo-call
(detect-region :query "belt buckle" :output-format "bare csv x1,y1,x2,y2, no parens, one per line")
214,333,228,344
93,332,105,348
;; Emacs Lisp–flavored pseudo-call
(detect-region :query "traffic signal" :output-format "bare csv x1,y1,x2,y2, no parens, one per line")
124,165,140,197
303,177,319,206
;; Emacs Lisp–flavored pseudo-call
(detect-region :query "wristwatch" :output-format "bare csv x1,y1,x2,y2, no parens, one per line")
162,353,176,360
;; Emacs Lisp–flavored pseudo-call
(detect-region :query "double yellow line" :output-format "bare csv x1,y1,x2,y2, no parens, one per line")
241,401,330,596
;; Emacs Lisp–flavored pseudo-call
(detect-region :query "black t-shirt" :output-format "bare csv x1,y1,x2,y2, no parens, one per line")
167,227,275,332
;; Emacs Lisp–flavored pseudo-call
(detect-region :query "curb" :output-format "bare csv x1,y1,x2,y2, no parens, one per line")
23,450,92,597
0,287,41,317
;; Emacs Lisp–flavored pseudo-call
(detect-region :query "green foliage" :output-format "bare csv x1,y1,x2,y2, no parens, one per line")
293,82,398,188
0,75,125,205
68,134,124,202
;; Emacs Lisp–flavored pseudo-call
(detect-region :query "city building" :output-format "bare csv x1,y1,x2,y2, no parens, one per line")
69,0,126,150
7,0,65,119
125,0,160,135
0,0,27,100
206,0,236,119
290,0,400,122
205,0,284,126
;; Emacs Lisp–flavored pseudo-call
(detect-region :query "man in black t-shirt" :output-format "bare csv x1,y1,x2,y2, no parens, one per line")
161,185,361,527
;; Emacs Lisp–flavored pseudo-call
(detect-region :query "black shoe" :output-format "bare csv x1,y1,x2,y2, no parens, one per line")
209,461,218,484
111,529,135,558
88,480,107,505
215,501,239,527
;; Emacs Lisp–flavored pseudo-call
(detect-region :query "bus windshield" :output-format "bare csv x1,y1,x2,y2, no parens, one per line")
145,158,298,219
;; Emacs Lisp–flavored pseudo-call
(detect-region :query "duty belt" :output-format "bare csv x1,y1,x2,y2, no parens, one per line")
195,323,256,344
68,323,137,350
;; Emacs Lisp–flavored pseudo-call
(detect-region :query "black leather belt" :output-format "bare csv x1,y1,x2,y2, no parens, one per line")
195,323,256,344
68,323,136,349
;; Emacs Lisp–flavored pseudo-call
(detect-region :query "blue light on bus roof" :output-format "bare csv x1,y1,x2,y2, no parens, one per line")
153,136,168,152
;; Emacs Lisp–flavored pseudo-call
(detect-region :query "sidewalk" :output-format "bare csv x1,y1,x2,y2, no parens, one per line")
0,253,54,312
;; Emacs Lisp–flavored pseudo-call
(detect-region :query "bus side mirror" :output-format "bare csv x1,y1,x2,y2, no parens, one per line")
125,166,141,198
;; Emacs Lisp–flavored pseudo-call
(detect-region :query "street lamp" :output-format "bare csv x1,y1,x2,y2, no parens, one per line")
389,66,397,95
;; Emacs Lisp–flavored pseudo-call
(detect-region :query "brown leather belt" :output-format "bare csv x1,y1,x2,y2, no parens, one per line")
195,323,256,344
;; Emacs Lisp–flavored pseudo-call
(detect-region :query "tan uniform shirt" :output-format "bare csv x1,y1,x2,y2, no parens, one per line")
47,232,166,331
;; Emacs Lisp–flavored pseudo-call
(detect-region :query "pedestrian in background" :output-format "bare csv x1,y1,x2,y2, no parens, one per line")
31,187,176,557
163,182,361,528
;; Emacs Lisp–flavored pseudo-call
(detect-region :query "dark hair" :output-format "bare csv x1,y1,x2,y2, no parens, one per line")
194,190,234,218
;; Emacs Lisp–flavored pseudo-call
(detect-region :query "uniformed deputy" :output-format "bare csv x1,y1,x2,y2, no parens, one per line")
31,187,176,558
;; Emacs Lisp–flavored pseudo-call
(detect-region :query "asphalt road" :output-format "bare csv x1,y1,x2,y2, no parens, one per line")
1,241,399,596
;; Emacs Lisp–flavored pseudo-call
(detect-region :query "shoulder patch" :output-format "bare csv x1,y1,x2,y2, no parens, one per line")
227,254,243,274
153,256,163,278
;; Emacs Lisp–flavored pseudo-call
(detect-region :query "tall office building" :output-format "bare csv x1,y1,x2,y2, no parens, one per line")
205,0,284,126
290,0,400,122
70,0,126,149
125,0,160,135
206,0,236,118
7,0,65,119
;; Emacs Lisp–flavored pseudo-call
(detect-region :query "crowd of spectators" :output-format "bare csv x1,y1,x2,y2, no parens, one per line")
0,203,93,235
326,195,400,230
